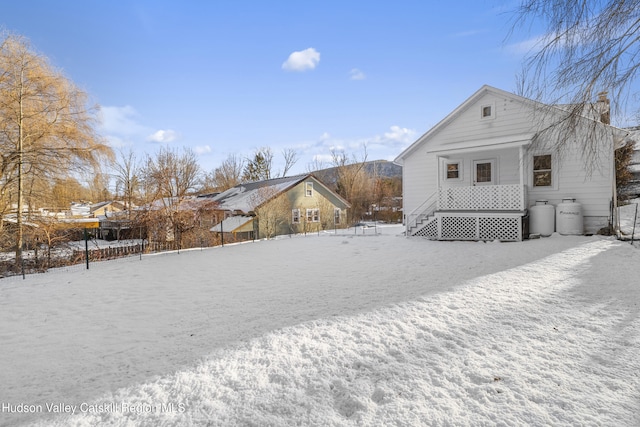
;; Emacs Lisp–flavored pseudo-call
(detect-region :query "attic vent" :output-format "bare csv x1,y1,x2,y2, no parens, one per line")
481,104,494,119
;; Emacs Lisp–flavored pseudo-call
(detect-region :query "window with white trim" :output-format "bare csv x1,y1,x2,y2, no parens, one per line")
533,154,552,187
292,208,300,224
306,208,319,222
305,182,313,197
334,208,341,224
446,162,460,179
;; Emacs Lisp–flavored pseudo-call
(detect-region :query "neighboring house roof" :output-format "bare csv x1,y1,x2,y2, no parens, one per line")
90,201,127,214
394,84,629,164
70,203,91,217
205,174,349,213
210,215,253,233
141,196,218,211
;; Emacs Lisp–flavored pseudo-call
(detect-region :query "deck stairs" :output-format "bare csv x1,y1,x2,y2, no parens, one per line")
406,193,438,238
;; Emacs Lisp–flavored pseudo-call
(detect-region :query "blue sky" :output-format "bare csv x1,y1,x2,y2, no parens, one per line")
2,1,535,176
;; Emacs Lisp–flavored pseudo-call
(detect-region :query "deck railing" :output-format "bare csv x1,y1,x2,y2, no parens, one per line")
438,184,526,211
406,191,438,235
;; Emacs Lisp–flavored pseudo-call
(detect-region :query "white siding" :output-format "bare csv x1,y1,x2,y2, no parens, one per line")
428,93,534,151
525,131,614,233
402,144,437,219
403,90,533,218
439,147,520,189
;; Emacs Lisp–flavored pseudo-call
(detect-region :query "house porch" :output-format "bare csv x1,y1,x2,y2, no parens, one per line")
408,184,528,241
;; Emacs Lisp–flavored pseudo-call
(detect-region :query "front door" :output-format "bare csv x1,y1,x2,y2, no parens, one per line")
473,159,496,185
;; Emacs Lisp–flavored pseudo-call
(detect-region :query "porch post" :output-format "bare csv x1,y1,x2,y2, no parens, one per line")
519,146,526,210
437,155,442,192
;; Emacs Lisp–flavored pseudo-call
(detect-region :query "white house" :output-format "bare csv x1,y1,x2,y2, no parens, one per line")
394,85,628,241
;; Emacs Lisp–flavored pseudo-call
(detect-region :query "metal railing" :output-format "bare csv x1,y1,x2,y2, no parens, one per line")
406,192,438,235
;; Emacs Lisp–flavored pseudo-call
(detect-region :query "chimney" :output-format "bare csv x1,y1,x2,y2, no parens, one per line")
597,91,610,124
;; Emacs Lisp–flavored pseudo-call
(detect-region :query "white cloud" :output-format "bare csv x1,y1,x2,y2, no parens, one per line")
147,129,179,143
282,48,320,72
99,105,182,150
194,145,212,155
349,68,366,80
99,105,149,137
104,135,127,148
297,126,417,174
312,153,334,164
382,125,416,145
453,29,486,38
504,35,546,56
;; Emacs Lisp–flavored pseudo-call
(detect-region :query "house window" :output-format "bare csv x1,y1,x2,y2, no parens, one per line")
305,182,313,197
446,162,460,179
533,155,552,187
306,208,319,222
334,208,341,224
292,208,300,224
473,160,494,184
475,162,493,183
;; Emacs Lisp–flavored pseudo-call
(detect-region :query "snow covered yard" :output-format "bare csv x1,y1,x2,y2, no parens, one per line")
1,225,639,426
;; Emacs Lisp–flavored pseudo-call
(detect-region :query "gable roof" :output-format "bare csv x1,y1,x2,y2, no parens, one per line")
210,215,254,233
394,85,628,164
205,174,308,213
205,174,349,213
394,86,535,163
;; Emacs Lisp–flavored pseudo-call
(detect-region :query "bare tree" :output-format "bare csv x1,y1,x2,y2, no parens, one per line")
0,32,113,265
281,147,299,177
112,148,141,217
249,185,291,239
142,146,201,248
510,0,639,167
317,196,337,231
331,145,371,223
306,156,327,174
203,153,245,192
83,168,112,202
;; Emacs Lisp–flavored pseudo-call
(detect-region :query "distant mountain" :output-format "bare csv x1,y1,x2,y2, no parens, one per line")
310,160,402,187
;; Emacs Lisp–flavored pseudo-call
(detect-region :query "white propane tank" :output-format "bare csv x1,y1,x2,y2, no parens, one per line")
556,198,583,235
529,200,555,237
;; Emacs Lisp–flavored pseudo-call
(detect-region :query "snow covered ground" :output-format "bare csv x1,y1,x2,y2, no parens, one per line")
1,225,639,426
618,199,640,242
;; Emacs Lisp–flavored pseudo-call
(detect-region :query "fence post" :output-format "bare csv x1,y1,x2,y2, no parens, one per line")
632,203,638,246
84,228,90,270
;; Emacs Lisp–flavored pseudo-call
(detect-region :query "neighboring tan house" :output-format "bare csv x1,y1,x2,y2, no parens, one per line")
209,174,350,240
394,85,628,241
90,201,126,218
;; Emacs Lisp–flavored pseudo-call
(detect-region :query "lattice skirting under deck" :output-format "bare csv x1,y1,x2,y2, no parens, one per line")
412,212,525,241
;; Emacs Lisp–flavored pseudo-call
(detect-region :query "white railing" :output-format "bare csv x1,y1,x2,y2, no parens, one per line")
438,184,526,211
406,192,438,235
